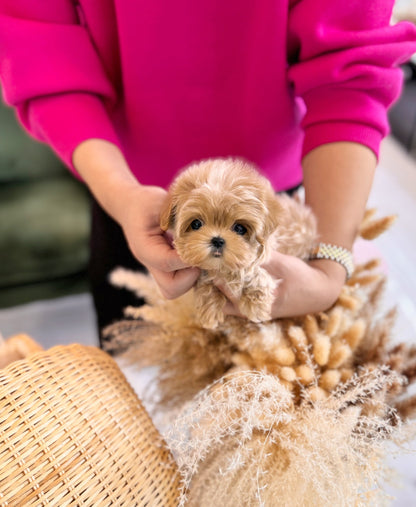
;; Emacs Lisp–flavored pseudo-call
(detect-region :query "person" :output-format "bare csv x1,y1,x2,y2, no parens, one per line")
1,1,415,346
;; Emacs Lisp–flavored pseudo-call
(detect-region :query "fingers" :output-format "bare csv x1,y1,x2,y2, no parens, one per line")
130,227,198,298
137,233,190,272
214,280,236,303
214,281,244,317
156,244,190,272
222,300,243,317
150,266,200,299
121,184,188,272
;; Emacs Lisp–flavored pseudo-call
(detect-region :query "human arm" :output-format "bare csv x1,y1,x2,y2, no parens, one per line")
222,141,375,318
223,0,414,318
0,0,132,295
0,4,199,298
73,139,199,299
260,0,410,316
263,141,376,317
0,1,121,172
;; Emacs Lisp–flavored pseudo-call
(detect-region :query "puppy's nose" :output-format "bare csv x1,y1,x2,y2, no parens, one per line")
211,236,225,249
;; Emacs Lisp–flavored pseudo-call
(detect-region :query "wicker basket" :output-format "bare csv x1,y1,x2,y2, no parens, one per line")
0,344,180,506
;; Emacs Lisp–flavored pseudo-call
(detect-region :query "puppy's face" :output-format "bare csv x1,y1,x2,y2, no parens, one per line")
160,159,281,272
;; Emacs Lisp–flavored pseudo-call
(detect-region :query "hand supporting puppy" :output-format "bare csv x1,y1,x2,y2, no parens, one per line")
118,184,200,299
221,141,377,320
73,139,200,299
220,252,346,319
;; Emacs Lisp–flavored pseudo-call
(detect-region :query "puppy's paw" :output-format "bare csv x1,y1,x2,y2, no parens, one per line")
238,295,272,323
238,268,277,322
196,297,226,328
198,309,224,330
194,283,227,329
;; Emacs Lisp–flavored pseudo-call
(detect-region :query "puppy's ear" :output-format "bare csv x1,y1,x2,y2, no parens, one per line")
262,191,282,238
160,167,198,231
160,193,176,231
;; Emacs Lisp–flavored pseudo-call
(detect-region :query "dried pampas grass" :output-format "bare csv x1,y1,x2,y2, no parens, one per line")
169,368,404,507
104,259,416,419
103,210,416,505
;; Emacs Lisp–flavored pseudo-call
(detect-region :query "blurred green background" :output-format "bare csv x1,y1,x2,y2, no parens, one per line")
0,100,90,308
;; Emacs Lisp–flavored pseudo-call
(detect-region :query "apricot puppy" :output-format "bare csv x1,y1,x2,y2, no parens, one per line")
160,158,316,328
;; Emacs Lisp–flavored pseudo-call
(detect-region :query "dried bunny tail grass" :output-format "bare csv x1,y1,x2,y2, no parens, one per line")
394,395,416,420
105,271,238,406
325,366,403,413
347,261,384,307
337,286,364,311
402,359,416,385
327,341,353,369
120,323,233,408
103,319,161,354
342,319,367,350
358,209,396,240
350,258,382,278
109,267,165,306
106,252,415,412
381,343,416,405
324,307,344,337
312,334,331,367
347,272,383,287
355,308,398,366
359,215,397,240
303,314,320,340
367,276,387,308
123,290,198,328
169,369,408,507
384,343,416,380
361,207,378,225
287,325,312,365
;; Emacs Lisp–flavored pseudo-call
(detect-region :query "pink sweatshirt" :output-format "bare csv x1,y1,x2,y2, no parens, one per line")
1,1,415,191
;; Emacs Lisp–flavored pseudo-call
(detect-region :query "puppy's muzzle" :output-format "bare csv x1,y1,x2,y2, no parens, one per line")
210,236,225,257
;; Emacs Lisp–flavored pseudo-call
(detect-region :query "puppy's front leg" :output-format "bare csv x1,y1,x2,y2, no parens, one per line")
194,280,227,329
238,268,277,323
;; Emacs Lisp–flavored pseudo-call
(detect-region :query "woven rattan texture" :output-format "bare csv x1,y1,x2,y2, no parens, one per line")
0,344,180,506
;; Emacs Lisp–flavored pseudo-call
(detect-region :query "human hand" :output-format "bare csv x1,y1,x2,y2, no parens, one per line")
220,251,346,320
72,140,200,299
118,184,200,299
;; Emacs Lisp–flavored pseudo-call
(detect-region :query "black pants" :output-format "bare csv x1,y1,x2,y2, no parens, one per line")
89,182,302,348
88,198,147,348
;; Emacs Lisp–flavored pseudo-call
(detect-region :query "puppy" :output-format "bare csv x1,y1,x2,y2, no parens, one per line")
160,158,317,328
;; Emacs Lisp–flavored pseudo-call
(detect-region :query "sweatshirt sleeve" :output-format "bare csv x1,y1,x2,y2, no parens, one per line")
0,2,122,176
287,0,416,159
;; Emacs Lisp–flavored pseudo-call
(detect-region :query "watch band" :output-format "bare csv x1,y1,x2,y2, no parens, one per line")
309,243,354,279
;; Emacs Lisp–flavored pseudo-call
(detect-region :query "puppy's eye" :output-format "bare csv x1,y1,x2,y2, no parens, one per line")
190,219,203,230
232,223,247,235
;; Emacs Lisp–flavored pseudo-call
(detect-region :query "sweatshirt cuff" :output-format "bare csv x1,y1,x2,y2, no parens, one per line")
19,92,122,179
302,121,385,160
299,86,396,160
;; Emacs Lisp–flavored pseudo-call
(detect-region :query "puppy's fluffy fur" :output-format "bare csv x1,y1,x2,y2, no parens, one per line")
160,158,317,328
